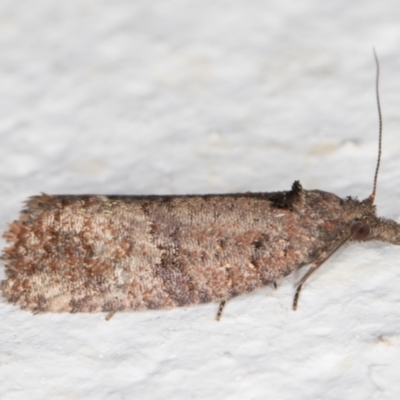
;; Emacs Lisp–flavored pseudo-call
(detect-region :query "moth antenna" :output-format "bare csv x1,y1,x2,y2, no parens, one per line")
369,48,382,203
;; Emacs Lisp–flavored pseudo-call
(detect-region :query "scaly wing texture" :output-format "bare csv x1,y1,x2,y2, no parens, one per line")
1,190,344,314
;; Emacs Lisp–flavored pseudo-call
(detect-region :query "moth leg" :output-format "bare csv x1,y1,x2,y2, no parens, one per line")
216,300,227,321
292,263,320,310
105,310,116,321
292,230,355,310
273,282,277,289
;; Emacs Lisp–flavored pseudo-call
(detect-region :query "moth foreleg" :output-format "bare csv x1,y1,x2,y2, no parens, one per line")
292,230,354,310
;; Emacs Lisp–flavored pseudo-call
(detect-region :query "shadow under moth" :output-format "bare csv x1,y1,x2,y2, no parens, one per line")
1,52,399,320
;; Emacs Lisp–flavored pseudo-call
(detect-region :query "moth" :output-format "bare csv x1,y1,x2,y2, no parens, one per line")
1,52,398,320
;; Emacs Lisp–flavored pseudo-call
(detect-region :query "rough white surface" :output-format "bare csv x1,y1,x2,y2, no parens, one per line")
1,1,400,399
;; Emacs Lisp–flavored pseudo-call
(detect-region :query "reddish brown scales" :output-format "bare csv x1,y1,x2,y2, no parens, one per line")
2,180,400,317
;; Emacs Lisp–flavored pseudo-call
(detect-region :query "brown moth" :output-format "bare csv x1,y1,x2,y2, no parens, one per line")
1,52,399,320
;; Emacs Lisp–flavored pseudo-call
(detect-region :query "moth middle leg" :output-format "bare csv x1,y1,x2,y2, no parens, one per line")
216,300,226,321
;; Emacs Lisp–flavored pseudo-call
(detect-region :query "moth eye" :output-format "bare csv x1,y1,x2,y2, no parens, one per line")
350,221,371,240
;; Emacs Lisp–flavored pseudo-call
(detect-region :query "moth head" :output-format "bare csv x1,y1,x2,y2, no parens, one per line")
344,196,377,241
350,218,371,241
349,211,400,246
